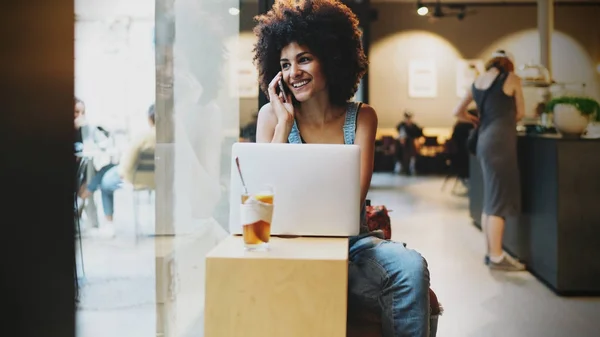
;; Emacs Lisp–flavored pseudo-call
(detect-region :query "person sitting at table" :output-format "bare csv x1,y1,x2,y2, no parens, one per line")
253,1,434,335
75,97,116,219
74,97,114,169
79,103,156,238
396,110,424,175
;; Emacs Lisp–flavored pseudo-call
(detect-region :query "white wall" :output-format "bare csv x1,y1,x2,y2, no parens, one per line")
370,31,464,128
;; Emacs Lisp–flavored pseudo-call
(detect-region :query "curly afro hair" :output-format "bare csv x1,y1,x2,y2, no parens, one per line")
253,0,368,107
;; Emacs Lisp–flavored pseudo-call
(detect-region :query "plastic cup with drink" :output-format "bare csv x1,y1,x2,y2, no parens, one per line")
240,186,274,251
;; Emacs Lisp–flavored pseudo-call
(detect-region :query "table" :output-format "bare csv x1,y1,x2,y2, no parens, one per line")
204,235,349,337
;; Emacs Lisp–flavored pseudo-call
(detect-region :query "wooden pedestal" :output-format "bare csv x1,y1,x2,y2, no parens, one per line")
204,235,349,337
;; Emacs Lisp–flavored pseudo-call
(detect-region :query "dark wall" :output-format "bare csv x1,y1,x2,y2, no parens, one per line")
371,3,600,60
0,0,75,336
241,0,259,32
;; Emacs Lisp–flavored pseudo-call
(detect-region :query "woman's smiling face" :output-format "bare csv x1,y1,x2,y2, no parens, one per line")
280,42,327,102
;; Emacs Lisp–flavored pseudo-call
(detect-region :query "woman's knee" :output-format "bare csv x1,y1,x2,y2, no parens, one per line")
401,249,429,286
380,244,429,289
100,166,121,191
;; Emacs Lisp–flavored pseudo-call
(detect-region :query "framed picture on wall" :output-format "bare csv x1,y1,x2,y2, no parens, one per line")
456,59,484,97
408,59,437,98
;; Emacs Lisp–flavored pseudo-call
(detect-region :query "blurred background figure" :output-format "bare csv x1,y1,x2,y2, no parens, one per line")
79,103,156,238
239,112,258,142
450,108,477,183
396,110,424,175
452,49,526,271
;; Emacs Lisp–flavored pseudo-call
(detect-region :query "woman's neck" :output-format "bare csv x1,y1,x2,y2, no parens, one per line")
297,92,345,126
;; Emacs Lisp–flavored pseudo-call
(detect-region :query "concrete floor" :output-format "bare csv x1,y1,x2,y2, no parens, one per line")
75,173,600,337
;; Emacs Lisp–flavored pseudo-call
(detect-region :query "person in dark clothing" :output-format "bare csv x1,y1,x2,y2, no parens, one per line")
450,108,476,180
452,50,526,271
396,111,423,175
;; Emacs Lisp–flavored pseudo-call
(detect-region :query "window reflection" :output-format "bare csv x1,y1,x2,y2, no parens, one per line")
75,0,238,336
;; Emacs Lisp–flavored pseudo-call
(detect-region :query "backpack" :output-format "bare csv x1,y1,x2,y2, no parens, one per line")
365,200,392,240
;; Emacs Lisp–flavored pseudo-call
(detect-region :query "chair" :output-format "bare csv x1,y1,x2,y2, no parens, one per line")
374,136,397,172
423,136,439,147
441,139,461,193
125,149,155,242
442,123,472,193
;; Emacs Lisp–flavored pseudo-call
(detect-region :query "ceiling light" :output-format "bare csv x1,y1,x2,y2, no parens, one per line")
417,6,429,16
229,7,240,16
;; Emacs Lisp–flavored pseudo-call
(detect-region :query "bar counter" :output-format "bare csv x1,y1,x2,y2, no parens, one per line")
469,133,600,295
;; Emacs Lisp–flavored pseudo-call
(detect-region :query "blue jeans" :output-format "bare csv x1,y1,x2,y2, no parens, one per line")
87,164,122,217
348,235,432,337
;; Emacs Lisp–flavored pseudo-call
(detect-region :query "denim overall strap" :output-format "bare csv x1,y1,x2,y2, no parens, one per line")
288,119,302,144
343,101,362,145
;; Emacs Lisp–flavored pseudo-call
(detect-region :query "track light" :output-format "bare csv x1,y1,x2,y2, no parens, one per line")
416,1,429,16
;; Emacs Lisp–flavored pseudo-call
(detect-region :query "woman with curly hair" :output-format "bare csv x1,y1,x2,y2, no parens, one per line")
253,1,434,336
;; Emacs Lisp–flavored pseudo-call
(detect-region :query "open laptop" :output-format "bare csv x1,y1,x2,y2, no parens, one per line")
228,142,361,237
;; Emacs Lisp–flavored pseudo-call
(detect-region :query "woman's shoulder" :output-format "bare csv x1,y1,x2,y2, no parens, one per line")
356,102,377,128
257,102,277,123
356,102,376,116
505,72,522,84
258,102,274,115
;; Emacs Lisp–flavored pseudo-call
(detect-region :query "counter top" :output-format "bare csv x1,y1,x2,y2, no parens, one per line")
517,132,600,141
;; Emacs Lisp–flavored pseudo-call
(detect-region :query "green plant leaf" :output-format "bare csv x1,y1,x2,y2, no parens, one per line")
545,96,600,121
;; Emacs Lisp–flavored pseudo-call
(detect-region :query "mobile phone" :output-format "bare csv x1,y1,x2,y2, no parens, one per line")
278,80,287,103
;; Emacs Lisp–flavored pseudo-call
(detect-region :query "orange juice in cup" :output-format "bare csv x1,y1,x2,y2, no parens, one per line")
240,187,274,250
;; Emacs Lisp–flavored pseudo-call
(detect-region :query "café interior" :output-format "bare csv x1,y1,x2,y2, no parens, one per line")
71,0,600,336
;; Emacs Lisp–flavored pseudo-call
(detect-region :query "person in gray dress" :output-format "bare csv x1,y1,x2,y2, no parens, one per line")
452,50,526,271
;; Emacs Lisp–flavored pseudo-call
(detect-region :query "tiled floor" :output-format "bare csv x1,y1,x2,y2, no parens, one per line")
75,173,600,337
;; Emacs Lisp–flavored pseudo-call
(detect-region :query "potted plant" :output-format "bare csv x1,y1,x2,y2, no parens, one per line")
545,96,600,137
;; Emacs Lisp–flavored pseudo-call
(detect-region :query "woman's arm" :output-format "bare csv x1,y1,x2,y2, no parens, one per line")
354,104,378,206
510,73,526,121
255,103,292,143
452,90,478,125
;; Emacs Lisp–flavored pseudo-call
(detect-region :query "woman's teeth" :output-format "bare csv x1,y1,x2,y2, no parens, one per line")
292,80,310,88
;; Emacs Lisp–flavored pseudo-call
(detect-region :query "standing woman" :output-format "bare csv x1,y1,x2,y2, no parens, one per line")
253,1,434,336
453,50,526,271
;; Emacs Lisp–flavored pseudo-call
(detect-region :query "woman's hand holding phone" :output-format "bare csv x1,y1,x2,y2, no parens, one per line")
268,72,294,127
